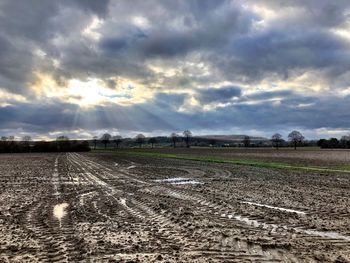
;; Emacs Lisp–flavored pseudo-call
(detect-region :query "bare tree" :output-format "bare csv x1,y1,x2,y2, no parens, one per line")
22,136,32,151
22,135,31,143
56,136,70,151
170,133,179,148
148,137,157,148
183,130,192,148
340,135,349,142
100,133,112,149
271,133,283,150
56,135,69,141
135,134,145,148
288,130,304,150
93,136,98,150
112,135,123,149
209,139,216,147
242,136,251,148
340,135,350,148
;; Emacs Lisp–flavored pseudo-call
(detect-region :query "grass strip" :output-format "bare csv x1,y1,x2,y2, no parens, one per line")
95,150,350,174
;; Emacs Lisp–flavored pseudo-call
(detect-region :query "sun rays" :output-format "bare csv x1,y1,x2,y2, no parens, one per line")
31,72,154,108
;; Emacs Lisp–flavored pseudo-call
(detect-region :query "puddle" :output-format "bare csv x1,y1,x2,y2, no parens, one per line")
230,214,350,241
172,180,203,185
233,215,284,232
120,198,127,206
154,177,188,182
53,203,69,227
154,177,203,185
303,229,350,241
166,190,187,200
242,201,306,215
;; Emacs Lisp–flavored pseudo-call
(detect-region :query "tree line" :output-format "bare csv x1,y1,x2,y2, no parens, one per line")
0,135,90,153
317,136,350,149
94,130,193,149
1,129,350,153
94,130,307,150
270,131,350,149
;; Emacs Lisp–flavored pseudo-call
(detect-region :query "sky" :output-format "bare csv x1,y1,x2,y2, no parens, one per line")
1,0,350,140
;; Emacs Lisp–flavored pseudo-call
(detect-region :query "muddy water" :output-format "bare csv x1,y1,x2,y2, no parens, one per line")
154,177,203,185
233,215,285,232
231,213,350,241
53,203,69,227
241,201,306,215
120,198,127,206
303,229,350,241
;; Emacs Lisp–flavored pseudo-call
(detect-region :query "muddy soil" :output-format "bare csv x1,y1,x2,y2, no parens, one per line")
131,148,350,167
0,152,350,262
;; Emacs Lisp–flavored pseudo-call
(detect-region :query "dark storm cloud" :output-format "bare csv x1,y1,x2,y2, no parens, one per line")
95,0,350,88
0,1,57,42
195,86,241,104
1,0,350,138
216,30,350,82
141,32,195,58
97,0,253,60
0,35,34,93
0,0,110,95
99,30,197,58
100,38,130,53
69,0,110,17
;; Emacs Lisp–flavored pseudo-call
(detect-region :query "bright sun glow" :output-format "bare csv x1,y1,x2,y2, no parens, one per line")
31,72,153,107
68,78,119,106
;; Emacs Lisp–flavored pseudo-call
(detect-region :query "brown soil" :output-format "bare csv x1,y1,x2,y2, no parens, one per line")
131,147,350,167
0,151,350,262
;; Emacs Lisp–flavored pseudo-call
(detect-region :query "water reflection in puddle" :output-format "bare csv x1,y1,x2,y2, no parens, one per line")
229,213,350,241
303,229,350,241
53,203,69,227
120,198,127,206
242,201,306,215
154,177,203,185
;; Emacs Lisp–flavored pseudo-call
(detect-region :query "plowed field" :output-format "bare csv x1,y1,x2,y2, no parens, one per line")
1,151,350,262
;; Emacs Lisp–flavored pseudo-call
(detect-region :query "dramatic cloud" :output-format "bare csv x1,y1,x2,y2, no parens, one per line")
1,0,350,139
195,86,241,104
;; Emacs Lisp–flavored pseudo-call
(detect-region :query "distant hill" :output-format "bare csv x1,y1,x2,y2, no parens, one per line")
195,135,269,142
